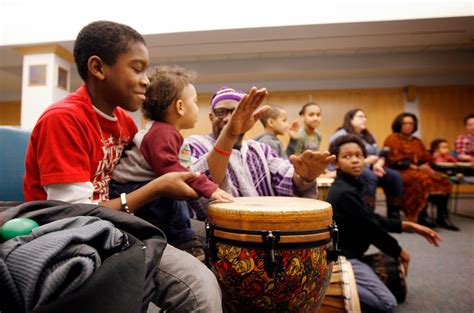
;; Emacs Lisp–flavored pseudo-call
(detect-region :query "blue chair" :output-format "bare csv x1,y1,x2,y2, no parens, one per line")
0,126,31,201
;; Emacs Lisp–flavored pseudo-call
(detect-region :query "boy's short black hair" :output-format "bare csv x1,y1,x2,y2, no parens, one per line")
464,113,474,125
430,138,447,154
142,65,196,122
259,106,284,127
73,21,146,81
299,102,320,116
329,134,367,160
391,112,418,134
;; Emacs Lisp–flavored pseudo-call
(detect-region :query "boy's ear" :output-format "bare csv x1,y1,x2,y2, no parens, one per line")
267,118,275,128
175,99,184,116
87,56,105,80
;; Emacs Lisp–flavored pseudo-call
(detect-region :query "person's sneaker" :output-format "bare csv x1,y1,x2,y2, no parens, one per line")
175,236,206,263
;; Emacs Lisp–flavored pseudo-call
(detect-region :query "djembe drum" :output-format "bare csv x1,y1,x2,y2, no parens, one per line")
361,252,407,303
206,197,338,313
317,177,335,201
320,256,361,313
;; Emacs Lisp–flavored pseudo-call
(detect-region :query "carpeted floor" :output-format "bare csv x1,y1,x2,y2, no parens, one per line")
373,201,474,313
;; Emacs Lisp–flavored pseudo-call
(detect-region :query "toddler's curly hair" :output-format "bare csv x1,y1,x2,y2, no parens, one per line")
142,65,197,121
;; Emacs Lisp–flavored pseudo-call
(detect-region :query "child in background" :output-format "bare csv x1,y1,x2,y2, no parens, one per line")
455,113,474,162
430,139,457,163
326,134,441,313
111,65,233,260
286,102,322,157
253,105,290,158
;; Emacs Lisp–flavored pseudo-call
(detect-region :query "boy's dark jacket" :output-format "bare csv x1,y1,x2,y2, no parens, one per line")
326,170,403,260
0,201,167,313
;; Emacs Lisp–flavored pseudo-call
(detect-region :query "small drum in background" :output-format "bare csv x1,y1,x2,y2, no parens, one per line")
455,162,474,176
207,197,338,313
432,162,456,176
361,252,407,303
320,256,361,313
317,177,335,201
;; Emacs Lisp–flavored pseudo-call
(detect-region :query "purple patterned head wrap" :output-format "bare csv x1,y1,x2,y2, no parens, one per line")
210,86,246,110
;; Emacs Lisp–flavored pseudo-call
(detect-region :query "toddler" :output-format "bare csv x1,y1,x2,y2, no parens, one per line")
111,65,232,259
430,139,457,163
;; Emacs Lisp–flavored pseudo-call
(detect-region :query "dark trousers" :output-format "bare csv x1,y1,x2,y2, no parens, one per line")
350,258,397,313
109,180,194,245
360,167,404,213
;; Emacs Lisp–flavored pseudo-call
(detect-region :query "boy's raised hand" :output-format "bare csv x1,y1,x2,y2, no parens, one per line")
226,87,269,137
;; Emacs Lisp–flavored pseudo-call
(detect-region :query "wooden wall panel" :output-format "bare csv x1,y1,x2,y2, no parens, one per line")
5,86,470,154
264,89,405,151
418,86,474,148
181,93,214,138
182,89,405,152
0,101,21,125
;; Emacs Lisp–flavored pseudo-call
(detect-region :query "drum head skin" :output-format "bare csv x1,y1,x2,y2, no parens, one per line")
208,196,332,232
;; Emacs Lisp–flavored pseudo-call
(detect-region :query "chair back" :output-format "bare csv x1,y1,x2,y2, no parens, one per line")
0,126,31,201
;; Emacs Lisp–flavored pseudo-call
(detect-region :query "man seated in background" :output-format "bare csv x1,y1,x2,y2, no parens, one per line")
455,113,474,163
185,86,335,221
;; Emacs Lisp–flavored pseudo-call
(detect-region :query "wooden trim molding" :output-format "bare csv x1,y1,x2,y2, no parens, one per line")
15,45,73,63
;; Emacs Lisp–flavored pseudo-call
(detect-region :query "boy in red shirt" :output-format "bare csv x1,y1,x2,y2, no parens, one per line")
23,20,223,312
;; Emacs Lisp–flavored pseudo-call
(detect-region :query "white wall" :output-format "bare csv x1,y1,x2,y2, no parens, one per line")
20,53,70,129
1,0,471,46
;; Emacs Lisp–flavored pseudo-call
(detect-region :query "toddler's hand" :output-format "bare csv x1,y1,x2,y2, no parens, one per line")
210,188,234,203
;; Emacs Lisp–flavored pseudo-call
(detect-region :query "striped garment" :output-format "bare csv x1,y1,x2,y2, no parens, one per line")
184,134,317,219
455,133,473,159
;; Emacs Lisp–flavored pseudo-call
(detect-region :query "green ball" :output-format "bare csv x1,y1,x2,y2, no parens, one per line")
1,218,39,241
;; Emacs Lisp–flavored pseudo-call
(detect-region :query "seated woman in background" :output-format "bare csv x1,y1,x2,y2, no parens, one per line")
455,113,474,163
328,109,404,219
383,113,459,231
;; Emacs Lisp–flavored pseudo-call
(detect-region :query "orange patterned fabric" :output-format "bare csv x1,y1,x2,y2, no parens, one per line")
383,133,451,221
211,242,332,312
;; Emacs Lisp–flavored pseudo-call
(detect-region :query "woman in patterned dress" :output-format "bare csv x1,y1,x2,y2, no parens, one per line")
383,113,459,230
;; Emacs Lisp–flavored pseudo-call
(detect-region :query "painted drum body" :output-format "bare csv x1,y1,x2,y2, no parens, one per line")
207,196,337,313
